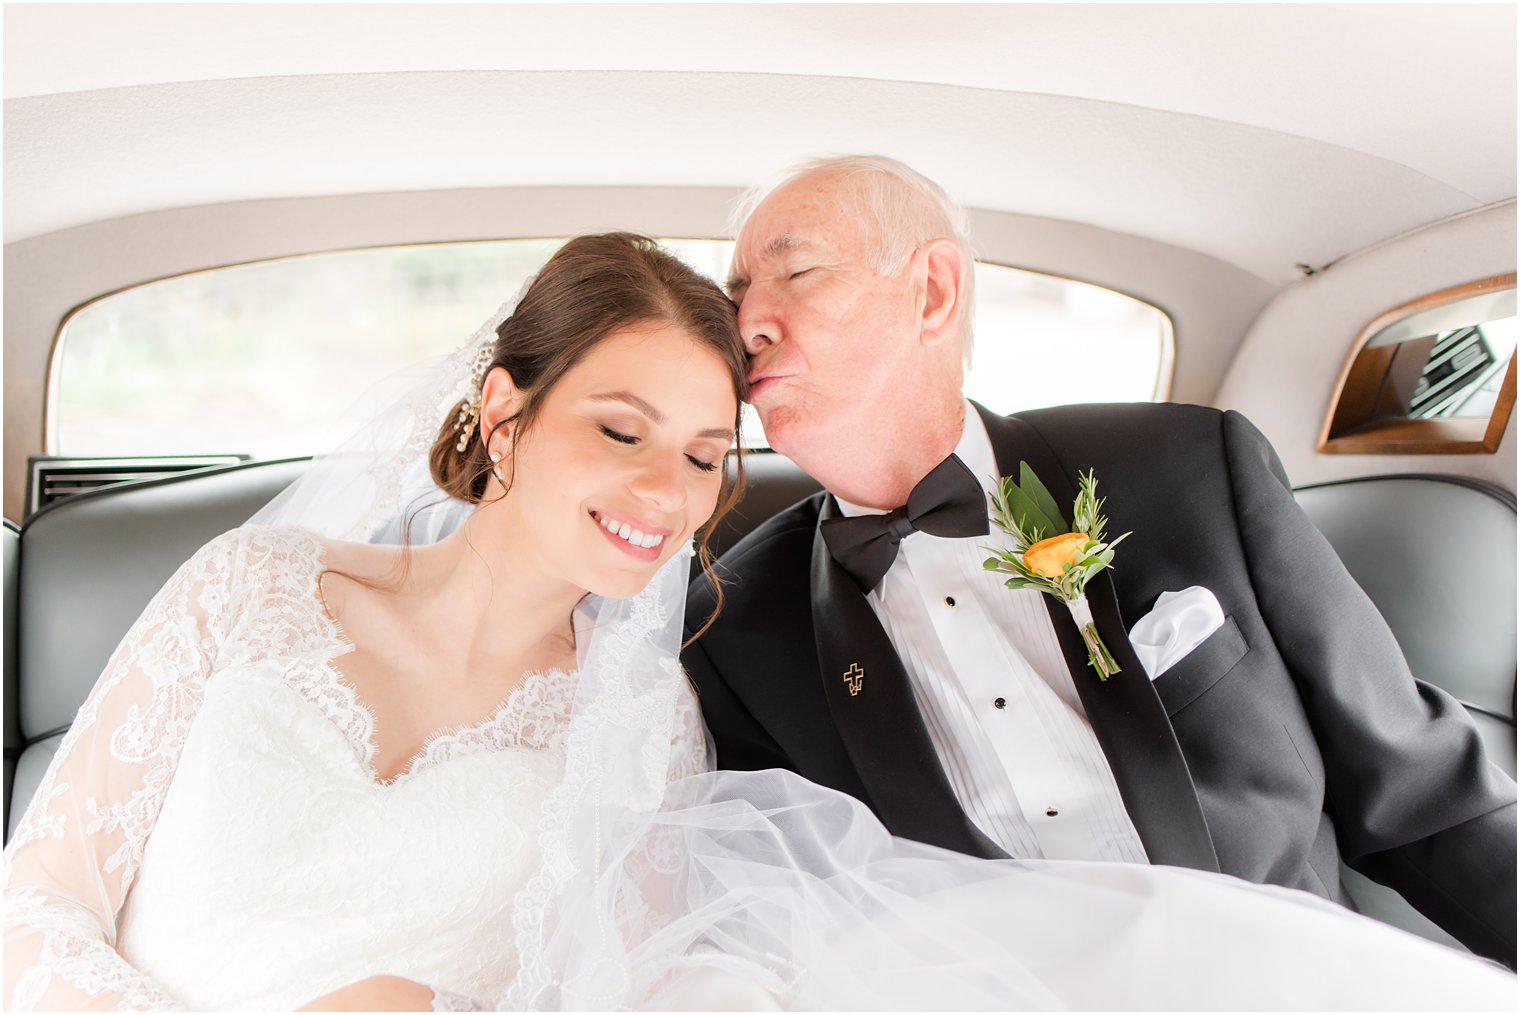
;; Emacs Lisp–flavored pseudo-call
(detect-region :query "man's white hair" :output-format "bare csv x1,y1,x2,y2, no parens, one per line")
731,154,976,363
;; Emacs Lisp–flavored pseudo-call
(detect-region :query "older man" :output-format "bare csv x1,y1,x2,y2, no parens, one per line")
682,155,1516,966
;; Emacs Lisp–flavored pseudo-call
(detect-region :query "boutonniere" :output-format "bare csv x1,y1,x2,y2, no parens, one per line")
983,463,1131,680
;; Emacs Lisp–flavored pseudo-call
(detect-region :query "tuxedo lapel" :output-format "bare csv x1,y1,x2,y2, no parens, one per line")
811,496,1004,859
979,405,1220,872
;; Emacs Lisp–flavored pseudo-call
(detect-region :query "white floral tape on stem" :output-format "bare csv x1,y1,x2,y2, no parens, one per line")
1064,595,1120,680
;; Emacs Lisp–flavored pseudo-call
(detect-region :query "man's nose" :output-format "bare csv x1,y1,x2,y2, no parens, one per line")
737,289,780,356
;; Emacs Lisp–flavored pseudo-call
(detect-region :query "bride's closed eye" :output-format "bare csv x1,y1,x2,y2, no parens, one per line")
598,424,721,474
598,423,639,446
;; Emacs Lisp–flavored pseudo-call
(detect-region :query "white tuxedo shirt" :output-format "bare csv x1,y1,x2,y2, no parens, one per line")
835,402,1148,862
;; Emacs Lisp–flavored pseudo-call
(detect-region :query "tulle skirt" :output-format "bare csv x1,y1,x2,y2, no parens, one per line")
518,768,1515,1010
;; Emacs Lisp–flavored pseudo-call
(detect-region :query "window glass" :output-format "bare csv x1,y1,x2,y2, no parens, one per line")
965,264,1173,412
52,240,1170,457
1409,317,1516,419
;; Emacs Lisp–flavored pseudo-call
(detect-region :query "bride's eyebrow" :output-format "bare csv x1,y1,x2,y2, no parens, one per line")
588,391,734,440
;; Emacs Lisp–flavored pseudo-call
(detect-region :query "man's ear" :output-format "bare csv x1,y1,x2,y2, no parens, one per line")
917,238,965,348
478,366,520,456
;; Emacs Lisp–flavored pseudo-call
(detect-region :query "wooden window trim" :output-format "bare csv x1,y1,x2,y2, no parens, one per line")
1319,272,1516,455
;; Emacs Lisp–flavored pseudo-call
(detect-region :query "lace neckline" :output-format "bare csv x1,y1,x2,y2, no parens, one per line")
275,526,579,788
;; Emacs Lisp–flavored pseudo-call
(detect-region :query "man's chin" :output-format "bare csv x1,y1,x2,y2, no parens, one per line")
762,406,879,476
756,404,807,456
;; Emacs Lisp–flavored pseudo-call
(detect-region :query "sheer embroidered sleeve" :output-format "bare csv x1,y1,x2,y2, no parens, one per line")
2,530,246,1011
668,676,713,784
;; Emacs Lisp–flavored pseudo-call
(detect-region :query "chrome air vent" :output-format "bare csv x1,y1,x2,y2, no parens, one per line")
26,456,248,518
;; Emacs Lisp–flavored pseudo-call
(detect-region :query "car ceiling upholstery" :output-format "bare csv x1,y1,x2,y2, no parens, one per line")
5,3,1514,283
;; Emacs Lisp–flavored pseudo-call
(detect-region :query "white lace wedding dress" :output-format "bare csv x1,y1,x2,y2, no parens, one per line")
1,525,647,1010
5,526,1515,1012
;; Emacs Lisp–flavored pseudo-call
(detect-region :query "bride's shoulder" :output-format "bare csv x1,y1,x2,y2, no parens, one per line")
194,523,389,580
197,523,319,562
302,532,405,579
184,526,403,618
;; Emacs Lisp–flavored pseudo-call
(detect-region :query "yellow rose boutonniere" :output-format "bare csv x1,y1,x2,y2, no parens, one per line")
983,463,1131,680
1023,531,1091,578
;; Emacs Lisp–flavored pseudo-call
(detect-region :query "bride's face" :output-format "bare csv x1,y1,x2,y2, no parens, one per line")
494,321,738,599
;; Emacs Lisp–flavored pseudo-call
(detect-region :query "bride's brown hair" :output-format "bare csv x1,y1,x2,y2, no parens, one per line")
428,232,748,640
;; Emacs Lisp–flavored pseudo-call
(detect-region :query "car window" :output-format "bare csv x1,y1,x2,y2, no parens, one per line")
51,240,1171,457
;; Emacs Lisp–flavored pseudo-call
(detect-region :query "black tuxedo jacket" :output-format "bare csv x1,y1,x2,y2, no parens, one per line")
683,402,1517,966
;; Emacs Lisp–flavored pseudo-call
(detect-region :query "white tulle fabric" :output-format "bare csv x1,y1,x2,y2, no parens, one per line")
507,555,1515,1009
5,290,1514,1011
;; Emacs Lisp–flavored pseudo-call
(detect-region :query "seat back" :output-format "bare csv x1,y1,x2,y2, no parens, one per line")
705,452,824,561
1294,473,1517,954
1294,475,1517,776
6,460,309,839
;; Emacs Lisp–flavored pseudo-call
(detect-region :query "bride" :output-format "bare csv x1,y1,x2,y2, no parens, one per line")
3,233,1513,1011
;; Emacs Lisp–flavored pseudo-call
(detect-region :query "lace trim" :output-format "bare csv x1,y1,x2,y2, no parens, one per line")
283,656,380,770
409,668,578,773
266,527,577,786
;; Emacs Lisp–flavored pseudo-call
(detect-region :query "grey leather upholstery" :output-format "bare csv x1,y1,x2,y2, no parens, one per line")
705,452,823,561
6,460,308,839
1294,475,1516,776
4,522,19,836
1294,474,1517,953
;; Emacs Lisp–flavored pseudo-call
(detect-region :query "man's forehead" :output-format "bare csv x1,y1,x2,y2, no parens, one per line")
754,233,812,260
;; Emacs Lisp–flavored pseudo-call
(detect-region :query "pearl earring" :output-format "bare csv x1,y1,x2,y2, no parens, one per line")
489,450,504,483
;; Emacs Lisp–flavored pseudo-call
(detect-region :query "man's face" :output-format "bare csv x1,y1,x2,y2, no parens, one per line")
727,174,920,459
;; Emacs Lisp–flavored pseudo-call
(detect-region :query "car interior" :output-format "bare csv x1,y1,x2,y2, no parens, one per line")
3,3,1515,960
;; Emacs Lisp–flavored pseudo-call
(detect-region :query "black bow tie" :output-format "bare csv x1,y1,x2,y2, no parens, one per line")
821,454,990,594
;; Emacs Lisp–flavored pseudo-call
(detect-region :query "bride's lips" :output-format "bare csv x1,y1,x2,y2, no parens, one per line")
588,508,672,562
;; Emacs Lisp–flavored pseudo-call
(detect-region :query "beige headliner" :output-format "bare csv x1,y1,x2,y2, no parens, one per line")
5,3,1515,282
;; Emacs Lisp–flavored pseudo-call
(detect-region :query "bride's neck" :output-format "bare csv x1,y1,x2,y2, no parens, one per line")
397,517,583,671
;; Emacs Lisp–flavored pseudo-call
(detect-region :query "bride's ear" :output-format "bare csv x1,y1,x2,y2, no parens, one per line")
478,366,520,467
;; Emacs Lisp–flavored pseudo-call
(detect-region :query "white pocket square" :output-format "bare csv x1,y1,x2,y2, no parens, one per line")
1128,587,1225,681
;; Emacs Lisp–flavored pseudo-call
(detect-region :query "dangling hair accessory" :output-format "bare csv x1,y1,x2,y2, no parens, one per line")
453,343,499,453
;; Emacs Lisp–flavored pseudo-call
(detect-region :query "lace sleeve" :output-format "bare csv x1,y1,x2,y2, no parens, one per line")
2,530,245,1011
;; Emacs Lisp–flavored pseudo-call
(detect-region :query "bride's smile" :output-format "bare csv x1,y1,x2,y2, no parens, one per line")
589,507,669,554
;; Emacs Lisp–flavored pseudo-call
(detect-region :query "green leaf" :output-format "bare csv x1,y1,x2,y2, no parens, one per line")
999,483,1059,542
1018,461,1069,533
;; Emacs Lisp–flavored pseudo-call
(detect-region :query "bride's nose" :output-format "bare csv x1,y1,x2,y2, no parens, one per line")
627,452,685,514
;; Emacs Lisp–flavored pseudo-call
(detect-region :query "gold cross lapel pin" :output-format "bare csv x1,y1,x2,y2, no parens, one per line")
842,663,865,696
